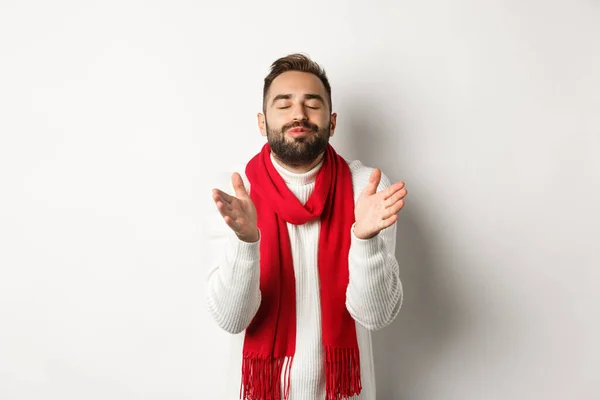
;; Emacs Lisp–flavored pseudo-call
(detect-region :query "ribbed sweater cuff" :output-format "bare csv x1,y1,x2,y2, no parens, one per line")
350,223,383,258
227,230,261,263
223,230,261,286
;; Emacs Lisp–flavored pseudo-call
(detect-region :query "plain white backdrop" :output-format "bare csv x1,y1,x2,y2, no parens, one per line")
1,1,599,399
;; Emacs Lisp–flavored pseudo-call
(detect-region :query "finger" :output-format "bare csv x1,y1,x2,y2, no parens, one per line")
222,208,247,233
223,215,241,232
224,214,251,235
382,199,405,219
215,199,234,217
384,188,407,208
232,173,249,199
379,214,399,230
213,188,233,204
381,181,406,200
213,195,233,213
362,168,381,196
214,193,233,208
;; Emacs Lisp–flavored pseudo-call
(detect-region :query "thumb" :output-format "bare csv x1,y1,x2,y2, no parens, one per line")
231,172,249,198
361,168,381,196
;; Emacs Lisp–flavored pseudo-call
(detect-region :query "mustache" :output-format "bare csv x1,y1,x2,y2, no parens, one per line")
282,120,319,133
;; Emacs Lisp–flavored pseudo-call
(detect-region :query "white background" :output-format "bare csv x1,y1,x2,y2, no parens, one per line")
1,1,599,399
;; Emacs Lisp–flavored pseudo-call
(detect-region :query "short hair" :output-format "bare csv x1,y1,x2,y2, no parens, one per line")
262,53,332,113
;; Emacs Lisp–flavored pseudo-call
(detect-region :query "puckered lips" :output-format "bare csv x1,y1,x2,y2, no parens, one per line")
285,126,313,137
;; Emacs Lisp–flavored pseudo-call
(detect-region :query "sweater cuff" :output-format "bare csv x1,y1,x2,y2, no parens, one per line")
350,223,382,257
227,229,261,263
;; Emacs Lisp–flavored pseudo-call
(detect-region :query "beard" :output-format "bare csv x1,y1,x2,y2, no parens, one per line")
266,119,330,167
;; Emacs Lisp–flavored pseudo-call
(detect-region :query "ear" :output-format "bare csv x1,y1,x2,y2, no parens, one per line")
329,112,337,137
257,113,267,137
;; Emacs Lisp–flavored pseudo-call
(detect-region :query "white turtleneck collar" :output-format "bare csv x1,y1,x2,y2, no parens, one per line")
270,152,323,186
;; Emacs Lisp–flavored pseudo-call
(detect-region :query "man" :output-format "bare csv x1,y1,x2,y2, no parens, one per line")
206,53,407,400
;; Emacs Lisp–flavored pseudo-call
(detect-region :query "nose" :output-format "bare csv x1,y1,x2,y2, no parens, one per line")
292,103,308,122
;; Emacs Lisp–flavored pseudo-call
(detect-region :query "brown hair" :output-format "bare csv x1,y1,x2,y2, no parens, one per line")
263,53,332,113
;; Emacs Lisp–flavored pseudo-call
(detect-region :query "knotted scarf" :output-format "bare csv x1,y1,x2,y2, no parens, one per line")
241,143,362,400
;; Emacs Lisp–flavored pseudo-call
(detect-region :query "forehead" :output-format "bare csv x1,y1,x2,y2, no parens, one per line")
267,71,327,100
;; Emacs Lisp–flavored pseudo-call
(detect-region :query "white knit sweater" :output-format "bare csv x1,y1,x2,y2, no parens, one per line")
205,155,403,400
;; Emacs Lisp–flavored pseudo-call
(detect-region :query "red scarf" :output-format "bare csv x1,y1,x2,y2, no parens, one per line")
241,143,362,400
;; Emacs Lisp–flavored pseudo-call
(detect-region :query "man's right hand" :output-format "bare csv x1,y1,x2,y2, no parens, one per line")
212,172,259,243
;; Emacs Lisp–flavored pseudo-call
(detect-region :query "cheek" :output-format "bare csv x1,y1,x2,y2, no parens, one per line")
266,114,285,128
313,113,330,127
275,111,292,122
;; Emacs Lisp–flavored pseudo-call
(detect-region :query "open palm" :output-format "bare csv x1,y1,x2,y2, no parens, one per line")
354,168,407,240
212,172,259,243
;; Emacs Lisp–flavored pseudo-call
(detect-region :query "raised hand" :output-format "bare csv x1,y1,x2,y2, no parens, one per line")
212,172,259,243
354,168,407,240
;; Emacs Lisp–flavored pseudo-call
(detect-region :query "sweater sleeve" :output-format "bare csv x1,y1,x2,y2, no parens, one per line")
204,169,261,334
345,166,404,331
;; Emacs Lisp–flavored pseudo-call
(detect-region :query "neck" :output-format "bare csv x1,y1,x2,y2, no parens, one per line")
271,152,325,174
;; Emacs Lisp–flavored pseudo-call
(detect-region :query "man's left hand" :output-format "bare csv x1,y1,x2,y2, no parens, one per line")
354,168,407,240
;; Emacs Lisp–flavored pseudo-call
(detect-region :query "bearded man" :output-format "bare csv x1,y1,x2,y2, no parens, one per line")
206,53,408,400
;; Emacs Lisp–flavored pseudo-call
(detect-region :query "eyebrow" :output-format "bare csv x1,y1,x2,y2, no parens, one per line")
270,93,325,106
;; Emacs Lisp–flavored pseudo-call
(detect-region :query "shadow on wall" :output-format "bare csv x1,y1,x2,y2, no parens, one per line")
342,101,471,399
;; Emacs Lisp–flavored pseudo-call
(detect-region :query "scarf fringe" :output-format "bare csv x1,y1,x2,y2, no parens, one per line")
240,353,293,400
325,346,362,400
